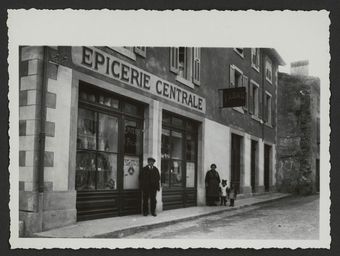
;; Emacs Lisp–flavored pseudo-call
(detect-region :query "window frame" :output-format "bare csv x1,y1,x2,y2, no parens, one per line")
234,48,245,58
264,91,272,126
134,47,146,58
265,57,273,84
251,48,260,72
250,80,260,118
109,47,137,61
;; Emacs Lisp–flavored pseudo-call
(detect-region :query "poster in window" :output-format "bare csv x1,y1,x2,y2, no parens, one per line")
186,162,195,187
123,156,140,190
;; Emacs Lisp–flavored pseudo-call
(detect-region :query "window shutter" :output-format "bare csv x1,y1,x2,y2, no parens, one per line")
134,47,146,57
249,82,253,114
229,65,235,88
193,48,201,85
258,87,263,119
242,75,248,111
170,47,179,73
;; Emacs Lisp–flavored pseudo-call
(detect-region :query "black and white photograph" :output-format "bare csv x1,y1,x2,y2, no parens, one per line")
7,10,330,249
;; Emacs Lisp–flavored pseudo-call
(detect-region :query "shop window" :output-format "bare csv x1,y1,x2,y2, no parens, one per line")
124,120,142,155
79,88,119,109
170,47,201,88
264,92,272,125
76,109,119,191
265,58,273,84
234,48,244,58
161,112,198,189
251,48,260,71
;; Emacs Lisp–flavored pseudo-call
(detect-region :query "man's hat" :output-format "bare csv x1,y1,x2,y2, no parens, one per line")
147,157,156,163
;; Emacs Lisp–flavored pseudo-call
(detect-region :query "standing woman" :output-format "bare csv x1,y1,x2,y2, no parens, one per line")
205,163,221,206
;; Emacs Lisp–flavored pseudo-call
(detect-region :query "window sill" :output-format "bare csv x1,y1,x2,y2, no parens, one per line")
110,47,136,61
251,114,262,123
265,122,273,128
251,64,260,73
233,107,244,114
176,75,195,89
233,48,244,58
265,77,273,85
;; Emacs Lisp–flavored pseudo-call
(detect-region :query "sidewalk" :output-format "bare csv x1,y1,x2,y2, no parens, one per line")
34,192,290,238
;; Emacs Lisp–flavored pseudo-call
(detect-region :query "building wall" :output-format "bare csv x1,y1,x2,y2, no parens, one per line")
277,72,320,194
19,46,282,235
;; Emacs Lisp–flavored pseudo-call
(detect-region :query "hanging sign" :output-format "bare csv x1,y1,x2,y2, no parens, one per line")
220,87,246,108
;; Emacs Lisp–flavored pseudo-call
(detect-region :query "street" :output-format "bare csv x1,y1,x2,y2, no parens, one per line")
125,195,319,239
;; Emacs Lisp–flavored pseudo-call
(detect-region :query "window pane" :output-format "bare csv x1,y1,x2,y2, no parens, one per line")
161,159,170,188
186,162,195,187
123,156,140,189
98,114,118,152
172,116,184,127
171,160,183,187
161,128,171,159
124,102,139,116
186,137,196,161
77,108,97,150
162,112,171,124
124,120,142,155
76,151,96,190
98,94,119,109
171,131,183,160
96,153,118,190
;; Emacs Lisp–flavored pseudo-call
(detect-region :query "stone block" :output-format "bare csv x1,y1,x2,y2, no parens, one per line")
19,105,37,120
26,119,40,135
19,90,28,106
28,59,43,75
45,121,55,137
42,209,77,231
19,191,39,212
19,181,25,191
19,120,26,136
47,62,58,80
21,46,43,61
44,151,54,167
43,190,76,211
19,151,26,166
46,92,56,109
19,60,29,77
19,211,42,236
27,90,39,105
20,75,42,91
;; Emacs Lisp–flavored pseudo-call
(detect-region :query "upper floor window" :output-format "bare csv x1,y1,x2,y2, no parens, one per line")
265,58,273,84
249,80,259,117
234,48,244,58
229,65,248,113
251,48,260,71
109,47,147,60
264,92,272,125
170,47,201,88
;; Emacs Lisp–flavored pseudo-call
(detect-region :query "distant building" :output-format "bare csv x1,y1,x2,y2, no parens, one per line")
18,46,284,235
277,70,320,195
290,60,309,76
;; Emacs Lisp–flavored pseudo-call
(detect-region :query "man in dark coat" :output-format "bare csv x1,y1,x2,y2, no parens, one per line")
205,163,221,206
139,157,160,216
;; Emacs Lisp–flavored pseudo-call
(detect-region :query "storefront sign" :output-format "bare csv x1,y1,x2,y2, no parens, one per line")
72,47,206,113
220,87,246,108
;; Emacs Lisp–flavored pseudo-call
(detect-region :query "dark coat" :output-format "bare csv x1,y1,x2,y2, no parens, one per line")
139,165,160,191
205,169,221,198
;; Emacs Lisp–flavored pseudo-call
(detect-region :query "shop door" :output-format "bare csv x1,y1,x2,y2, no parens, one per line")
231,134,241,193
251,140,257,193
75,85,143,221
161,112,198,210
316,159,320,192
264,144,271,192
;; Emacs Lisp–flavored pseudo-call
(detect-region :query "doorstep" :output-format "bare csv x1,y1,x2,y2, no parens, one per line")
34,192,290,238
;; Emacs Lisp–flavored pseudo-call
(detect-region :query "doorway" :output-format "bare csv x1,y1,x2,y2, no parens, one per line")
264,144,271,192
231,134,242,193
251,140,258,193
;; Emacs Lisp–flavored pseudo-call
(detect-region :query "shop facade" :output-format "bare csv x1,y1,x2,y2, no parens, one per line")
18,46,284,235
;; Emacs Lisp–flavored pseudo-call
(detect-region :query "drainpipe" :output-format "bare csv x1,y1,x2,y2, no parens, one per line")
38,46,48,193
261,50,265,141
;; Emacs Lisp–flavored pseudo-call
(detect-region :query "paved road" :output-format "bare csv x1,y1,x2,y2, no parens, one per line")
125,195,319,239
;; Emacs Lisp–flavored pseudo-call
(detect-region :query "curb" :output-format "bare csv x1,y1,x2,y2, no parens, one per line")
93,194,292,238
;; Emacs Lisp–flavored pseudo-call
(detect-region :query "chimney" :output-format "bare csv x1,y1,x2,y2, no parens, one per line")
290,60,309,76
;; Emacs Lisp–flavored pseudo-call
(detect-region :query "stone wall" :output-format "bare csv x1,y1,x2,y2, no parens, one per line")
276,72,320,195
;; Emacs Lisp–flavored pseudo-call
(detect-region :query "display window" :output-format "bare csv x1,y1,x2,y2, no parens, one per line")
161,111,198,209
76,82,144,220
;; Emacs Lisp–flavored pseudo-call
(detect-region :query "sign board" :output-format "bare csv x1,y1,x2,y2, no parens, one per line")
221,87,246,108
72,47,206,113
